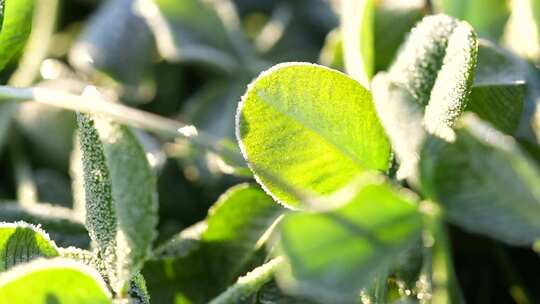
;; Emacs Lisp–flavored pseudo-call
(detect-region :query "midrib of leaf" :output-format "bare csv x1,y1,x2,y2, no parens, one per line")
254,91,370,169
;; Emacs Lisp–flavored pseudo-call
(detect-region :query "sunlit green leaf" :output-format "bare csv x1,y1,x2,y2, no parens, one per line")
237,63,391,209
276,175,422,303
77,112,158,294
0,222,58,272
421,114,540,245
433,0,510,40
60,247,150,304
0,0,35,152
504,0,540,62
0,258,111,303
319,29,344,70
341,0,374,87
0,0,34,71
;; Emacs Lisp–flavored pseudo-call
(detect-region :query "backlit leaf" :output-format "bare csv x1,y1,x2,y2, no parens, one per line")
276,175,422,303
0,222,58,272
237,63,391,209
0,258,111,304
0,203,89,248
433,0,510,40
341,0,374,87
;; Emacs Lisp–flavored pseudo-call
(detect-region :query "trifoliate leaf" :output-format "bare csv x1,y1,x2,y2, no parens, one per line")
0,222,58,272
421,114,540,245
236,63,391,209
276,175,422,303
0,258,111,303
77,113,158,294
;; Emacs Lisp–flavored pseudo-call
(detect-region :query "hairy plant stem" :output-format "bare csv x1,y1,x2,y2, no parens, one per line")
0,85,244,166
208,257,284,304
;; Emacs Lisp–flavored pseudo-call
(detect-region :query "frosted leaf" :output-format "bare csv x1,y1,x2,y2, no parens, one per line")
0,221,59,272
76,112,158,295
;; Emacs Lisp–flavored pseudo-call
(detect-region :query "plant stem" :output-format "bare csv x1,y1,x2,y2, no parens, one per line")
421,201,464,304
492,243,534,304
10,0,59,86
0,85,244,166
8,131,38,206
208,257,284,304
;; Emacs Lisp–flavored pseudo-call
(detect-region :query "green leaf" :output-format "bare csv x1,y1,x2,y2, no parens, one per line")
77,113,158,294
208,257,283,304
371,72,426,183
0,0,35,71
276,175,423,303
467,40,526,135
0,258,111,303
254,280,319,304
237,63,391,209
60,248,150,304
202,184,284,286
0,203,90,248
468,84,525,135
373,2,425,71
372,14,478,183
341,0,374,87
0,222,58,272
504,0,540,62
137,0,238,70
144,184,284,303
319,29,344,71
387,14,478,140
69,0,154,87
433,0,510,40
0,0,36,152
420,114,540,245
